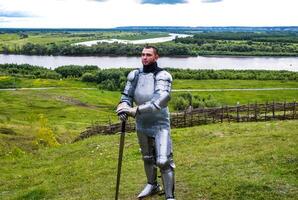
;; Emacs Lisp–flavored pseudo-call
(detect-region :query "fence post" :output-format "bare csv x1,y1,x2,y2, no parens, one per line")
236,102,240,122
221,106,224,123
226,105,230,123
283,101,286,120
204,107,207,124
190,110,193,126
108,116,112,134
254,101,258,122
265,101,268,120
247,102,250,122
272,101,275,119
184,110,187,127
294,100,296,119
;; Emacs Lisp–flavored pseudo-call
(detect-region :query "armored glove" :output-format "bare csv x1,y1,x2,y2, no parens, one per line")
116,102,129,121
116,102,139,118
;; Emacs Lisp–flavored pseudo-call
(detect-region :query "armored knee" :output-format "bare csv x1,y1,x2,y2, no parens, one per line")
156,156,170,169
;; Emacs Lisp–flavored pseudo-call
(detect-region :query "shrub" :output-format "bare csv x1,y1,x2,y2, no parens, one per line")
82,72,96,82
172,93,220,111
172,96,189,111
35,114,59,147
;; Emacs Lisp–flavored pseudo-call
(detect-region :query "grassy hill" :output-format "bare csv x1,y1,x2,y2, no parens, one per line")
0,77,297,151
0,76,297,199
0,120,297,199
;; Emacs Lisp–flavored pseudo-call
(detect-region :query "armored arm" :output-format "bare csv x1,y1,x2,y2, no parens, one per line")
138,71,172,114
119,69,139,107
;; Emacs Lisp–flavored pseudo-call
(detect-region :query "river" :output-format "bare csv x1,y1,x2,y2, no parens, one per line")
0,54,297,71
74,33,192,46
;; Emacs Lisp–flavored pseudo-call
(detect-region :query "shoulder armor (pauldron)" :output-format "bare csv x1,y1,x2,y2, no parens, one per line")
127,69,140,82
155,71,172,82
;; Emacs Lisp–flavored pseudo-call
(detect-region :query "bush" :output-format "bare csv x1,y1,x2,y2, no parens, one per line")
172,93,220,111
82,72,96,82
0,64,61,79
99,79,118,91
55,65,83,78
172,96,189,111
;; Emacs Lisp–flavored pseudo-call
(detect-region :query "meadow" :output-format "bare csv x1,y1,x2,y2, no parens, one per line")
0,77,297,152
0,121,297,199
0,72,297,200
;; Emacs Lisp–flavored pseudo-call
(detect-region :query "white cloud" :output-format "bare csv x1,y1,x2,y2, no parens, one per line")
0,0,297,28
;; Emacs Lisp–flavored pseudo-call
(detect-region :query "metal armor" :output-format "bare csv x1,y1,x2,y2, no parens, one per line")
120,68,175,200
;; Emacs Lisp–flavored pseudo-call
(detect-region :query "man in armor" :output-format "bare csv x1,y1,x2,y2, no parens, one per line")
116,46,175,200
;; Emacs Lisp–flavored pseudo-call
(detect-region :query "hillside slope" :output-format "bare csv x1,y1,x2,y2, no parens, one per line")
0,120,297,200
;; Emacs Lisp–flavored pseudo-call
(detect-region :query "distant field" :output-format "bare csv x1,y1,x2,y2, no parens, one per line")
0,32,168,51
0,120,297,199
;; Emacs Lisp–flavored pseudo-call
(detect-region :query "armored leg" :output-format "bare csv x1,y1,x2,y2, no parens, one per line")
137,131,160,198
155,128,175,200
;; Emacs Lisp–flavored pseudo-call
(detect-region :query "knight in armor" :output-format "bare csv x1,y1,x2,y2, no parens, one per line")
116,46,175,200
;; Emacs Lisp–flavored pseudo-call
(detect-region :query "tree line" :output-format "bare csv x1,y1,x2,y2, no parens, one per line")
1,42,195,57
1,64,297,91
1,31,298,56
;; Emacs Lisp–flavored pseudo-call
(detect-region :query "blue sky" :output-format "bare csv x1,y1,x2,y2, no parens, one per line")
0,0,297,28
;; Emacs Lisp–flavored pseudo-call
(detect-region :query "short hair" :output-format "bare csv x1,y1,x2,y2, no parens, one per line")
144,45,159,55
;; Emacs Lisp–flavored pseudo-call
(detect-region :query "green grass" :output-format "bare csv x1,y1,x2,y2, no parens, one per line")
172,90,298,106
0,76,297,199
172,79,298,89
0,77,297,147
0,76,98,89
0,89,119,143
0,120,297,199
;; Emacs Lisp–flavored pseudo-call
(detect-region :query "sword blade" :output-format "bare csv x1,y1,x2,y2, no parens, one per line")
115,121,126,200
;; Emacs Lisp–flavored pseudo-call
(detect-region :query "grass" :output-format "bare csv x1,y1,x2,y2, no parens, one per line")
0,76,98,89
0,76,297,199
172,79,298,89
0,120,297,199
0,76,297,148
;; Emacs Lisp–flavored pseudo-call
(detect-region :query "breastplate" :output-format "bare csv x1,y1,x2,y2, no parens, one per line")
134,73,155,105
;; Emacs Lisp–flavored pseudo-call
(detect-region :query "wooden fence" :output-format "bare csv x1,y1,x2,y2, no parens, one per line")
73,101,297,142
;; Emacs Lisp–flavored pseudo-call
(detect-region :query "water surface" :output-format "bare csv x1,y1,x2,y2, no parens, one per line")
0,54,297,71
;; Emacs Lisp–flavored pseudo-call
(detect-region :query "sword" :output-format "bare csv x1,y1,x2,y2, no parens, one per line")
115,120,126,200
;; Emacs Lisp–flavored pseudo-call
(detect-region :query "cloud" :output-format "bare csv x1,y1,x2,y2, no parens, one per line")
201,0,223,3
0,10,31,18
141,0,187,5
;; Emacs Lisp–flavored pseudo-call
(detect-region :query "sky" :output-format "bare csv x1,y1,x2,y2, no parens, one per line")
0,0,297,28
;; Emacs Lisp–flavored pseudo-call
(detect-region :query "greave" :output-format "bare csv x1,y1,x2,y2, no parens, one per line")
161,167,175,199
143,157,157,184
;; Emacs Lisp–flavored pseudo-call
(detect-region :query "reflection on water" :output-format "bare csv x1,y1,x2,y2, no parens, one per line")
0,54,297,71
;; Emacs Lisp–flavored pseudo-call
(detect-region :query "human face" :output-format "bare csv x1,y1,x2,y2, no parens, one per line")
141,48,159,66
